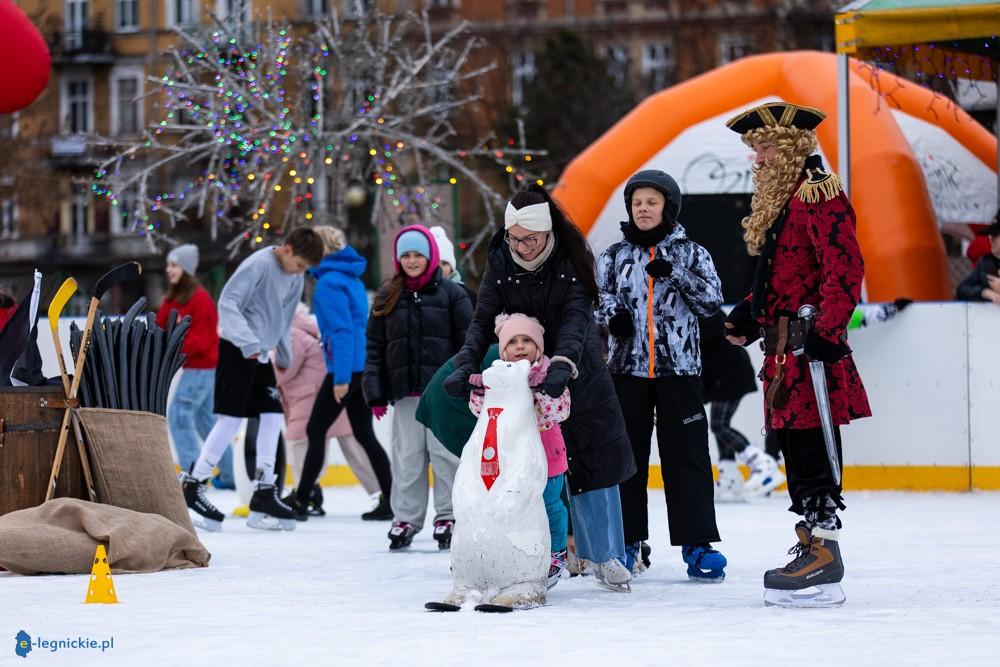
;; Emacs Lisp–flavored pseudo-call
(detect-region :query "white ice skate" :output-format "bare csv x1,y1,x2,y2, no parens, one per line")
594,558,632,593
714,459,745,503
740,445,785,498
764,583,845,608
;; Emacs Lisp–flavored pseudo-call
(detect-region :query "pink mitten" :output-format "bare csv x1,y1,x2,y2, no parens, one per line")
468,373,484,388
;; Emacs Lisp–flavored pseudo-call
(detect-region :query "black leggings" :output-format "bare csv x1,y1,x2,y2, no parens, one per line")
709,399,750,460
296,372,393,502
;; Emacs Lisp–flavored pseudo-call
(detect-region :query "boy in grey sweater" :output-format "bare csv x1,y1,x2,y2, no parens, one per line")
181,228,324,532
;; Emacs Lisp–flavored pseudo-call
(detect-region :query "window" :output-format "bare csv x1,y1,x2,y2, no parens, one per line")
602,44,630,87
510,50,535,107
426,0,458,7
110,188,137,235
0,114,18,140
718,33,752,65
62,75,92,134
168,0,198,26
0,199,16,240
216,0,250,21
303,0,328,17
111,70,142,136
65,0,89,49
116,0,138,30
342,0,374,18
69,191,89,240
642,41,674,92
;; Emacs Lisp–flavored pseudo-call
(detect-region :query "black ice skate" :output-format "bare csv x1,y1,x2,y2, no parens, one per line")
180,469,224,532
361,493,393,521
764,523,845,608
281,492,310,522
306,485,325,517
388,521,415,550
433,519,454,550
248,475,297,531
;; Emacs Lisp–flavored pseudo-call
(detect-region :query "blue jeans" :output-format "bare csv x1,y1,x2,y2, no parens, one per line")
568,484,625,564
167,369,232,484
543,475,568,553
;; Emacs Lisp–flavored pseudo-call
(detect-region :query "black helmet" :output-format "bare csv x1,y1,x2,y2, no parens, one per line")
623,170,682,225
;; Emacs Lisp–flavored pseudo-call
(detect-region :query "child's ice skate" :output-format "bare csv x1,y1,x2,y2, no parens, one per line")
764,523,845,608
547,549,568,589
433,519,454,550
682,544,727,583
740,445,785,498
388,521,416,551
624,541,651,575
593,558,632,592
715,459,745,503
180,468,224,532
247,474,297,531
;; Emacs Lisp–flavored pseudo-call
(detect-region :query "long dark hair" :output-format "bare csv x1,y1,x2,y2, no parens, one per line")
509,184,599,299
371,273,404,318
165,272,199,305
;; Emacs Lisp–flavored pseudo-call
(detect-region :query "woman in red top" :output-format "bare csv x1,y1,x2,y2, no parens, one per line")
158,244,230,485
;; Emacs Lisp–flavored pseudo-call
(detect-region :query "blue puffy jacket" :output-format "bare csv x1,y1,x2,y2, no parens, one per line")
310,247,369,384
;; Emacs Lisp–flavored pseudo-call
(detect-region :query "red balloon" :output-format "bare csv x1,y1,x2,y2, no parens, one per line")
0,0,52,113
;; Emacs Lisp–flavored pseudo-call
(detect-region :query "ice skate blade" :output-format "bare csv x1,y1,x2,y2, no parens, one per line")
247,512,297,531
190,513,223,533
764,583,845,608
595,580,631,593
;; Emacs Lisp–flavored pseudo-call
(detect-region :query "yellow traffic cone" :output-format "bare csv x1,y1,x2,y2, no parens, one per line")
84,545,118,604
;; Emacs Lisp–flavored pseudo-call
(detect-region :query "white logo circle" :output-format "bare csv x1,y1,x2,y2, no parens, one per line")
482,447,496,461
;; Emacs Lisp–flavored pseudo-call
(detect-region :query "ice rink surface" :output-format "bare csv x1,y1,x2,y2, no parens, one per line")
3,488,998,666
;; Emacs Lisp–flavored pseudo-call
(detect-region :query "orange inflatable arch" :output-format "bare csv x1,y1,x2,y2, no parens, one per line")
554,51,998,301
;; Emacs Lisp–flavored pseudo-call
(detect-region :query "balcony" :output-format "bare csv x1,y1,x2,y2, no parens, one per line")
49,135,103,168
49,30,115,66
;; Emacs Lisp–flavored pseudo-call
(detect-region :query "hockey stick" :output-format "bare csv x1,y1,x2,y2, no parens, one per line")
127,320,145,412
155,315,190,416
92,313,118,409
147,328,164,416
47,277,77,396
118,297,146,410
46,262,142,502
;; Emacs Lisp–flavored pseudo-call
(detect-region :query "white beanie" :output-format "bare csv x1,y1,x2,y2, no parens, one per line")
167,243,199,276
429,226,457,268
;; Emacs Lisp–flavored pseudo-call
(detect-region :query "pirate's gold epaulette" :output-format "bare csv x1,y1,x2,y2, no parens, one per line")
796,167,843,204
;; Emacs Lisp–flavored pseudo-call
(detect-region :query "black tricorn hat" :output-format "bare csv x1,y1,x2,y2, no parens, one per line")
726,102,826,134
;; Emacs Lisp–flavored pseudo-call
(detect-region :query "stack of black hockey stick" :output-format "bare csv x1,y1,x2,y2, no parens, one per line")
68,299,190,415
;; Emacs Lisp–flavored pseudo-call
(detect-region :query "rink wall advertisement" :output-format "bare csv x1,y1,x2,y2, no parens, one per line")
38,303,999,492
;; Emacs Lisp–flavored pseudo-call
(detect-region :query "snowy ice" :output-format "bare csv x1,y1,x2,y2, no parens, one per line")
2,488,998,666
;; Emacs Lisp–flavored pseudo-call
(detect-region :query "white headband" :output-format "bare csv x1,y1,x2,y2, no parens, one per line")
504,201,552,232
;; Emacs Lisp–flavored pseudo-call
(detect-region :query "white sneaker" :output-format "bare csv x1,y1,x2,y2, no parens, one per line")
715,459,745,503
740,445,785,497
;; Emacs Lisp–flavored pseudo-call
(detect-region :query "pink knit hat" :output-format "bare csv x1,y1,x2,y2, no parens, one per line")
495,313,545,361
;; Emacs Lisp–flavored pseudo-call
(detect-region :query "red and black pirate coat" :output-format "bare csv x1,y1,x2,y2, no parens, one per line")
726,155,871,430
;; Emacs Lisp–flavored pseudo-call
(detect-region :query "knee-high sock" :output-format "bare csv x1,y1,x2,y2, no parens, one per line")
253,412,284,487
191,415,242,480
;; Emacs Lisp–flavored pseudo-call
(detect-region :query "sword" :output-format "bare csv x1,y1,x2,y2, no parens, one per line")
795,304,842,486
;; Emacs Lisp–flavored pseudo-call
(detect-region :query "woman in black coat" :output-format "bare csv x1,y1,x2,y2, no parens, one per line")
699,310,783,500
445,185,636,591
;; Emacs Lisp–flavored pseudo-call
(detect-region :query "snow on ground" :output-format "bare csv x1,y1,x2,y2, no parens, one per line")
3,489,998,666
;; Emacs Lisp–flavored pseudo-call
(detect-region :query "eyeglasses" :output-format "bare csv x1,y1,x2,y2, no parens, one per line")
505,232,544,250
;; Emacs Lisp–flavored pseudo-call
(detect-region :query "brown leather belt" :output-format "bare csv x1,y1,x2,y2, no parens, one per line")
761,319,807,355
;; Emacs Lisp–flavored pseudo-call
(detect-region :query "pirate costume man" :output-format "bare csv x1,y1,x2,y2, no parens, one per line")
723,102,871,607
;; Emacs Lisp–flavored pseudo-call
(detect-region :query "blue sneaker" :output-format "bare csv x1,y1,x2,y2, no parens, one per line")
682,544,726,583
624,541,652,575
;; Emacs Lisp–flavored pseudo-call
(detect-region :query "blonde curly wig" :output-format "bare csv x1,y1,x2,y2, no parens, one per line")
740,125,817,255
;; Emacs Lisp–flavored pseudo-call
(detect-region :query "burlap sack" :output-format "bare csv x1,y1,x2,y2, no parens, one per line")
0,498,210,575
75,408,196,534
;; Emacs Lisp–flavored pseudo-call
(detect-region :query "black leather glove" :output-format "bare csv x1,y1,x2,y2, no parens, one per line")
540,361,572,397
893,297,913,312
724,300,758,343
443,367,473,399
608,309,635,338
645,258,672,279
804,329,850,364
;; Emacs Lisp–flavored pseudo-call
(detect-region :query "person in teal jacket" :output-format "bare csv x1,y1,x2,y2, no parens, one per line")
415,344,501,457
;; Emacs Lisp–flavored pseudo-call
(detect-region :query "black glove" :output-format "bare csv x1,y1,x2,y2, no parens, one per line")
443,367,473,399
645,258,673,279
804,329,850,364
540,361,572,397
608,309,635,338
724,300,758,343
893,297,913,312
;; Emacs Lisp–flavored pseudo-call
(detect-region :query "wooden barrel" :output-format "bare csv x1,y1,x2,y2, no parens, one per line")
0,385,88,516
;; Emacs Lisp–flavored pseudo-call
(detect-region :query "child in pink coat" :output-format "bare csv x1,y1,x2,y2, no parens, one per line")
275,309,381,515
469,312,572,589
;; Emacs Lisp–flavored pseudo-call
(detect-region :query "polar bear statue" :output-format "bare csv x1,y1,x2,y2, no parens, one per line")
443,358,550,610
